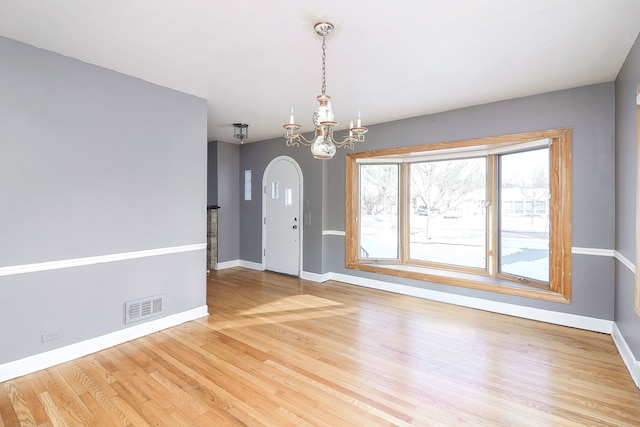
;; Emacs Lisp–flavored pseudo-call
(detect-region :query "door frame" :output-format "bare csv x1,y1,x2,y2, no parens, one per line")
262,156,304,276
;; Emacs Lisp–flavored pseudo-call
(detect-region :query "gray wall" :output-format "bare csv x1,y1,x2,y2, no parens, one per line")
615,32,640,359
216,141,240,263
239,83,616,321
327,83,616,320
207,141,218,206
0,37,207,364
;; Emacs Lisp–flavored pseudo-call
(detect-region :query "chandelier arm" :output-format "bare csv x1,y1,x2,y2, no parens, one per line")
294,132,317,145
284,137,300,147
284,132,315,146
334,137,355,150
327,128,351,150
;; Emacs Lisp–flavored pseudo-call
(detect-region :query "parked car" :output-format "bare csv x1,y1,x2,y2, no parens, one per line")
416,205,429,216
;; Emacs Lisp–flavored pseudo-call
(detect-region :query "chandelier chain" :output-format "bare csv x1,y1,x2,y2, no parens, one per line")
321,35,327,95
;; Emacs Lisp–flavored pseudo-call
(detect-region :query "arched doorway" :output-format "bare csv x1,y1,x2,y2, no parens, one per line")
262,156,303,276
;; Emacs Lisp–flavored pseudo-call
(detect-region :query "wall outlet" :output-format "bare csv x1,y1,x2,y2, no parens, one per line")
41,330,61,343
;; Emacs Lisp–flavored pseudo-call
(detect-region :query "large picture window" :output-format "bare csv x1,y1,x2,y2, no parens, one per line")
346,129,572,302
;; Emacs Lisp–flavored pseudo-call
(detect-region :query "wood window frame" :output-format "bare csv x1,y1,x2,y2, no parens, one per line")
345,128,572,303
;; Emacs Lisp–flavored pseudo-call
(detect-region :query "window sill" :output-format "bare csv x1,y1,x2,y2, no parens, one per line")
346,262,570,304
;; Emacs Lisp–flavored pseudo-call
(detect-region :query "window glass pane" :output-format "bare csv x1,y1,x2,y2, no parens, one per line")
359,164,399,259
244,170,252,201
409,158,486,269
284,188,292,206
499,148,549,282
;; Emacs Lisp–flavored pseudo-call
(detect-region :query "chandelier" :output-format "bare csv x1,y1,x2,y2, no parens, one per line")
233,123,248,143
283,22,367,160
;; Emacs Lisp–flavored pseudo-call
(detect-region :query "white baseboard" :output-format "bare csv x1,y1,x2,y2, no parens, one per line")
300,270,331,282
0,305,209,383
215,259,240,270
328,272,614,333
612,323,640,389
218,261,324,276
216,260,264,271
240,260,264,271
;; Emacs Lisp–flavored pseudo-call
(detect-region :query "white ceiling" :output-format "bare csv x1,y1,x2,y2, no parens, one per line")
1,0,639,144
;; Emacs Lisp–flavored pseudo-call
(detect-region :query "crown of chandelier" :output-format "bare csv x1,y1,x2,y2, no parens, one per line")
283,22,367,160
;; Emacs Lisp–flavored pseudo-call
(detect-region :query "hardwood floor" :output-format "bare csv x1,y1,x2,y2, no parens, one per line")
1,267,639,426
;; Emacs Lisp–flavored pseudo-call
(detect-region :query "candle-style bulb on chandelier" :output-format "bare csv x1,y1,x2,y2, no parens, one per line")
283,22,367,160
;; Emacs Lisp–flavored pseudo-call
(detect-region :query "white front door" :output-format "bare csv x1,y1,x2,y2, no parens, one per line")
263,157,302,276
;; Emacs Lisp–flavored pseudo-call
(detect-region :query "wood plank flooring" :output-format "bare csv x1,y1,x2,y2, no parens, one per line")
1,267,640,426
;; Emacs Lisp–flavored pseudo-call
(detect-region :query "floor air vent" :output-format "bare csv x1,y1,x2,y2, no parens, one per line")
125,295,164,324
